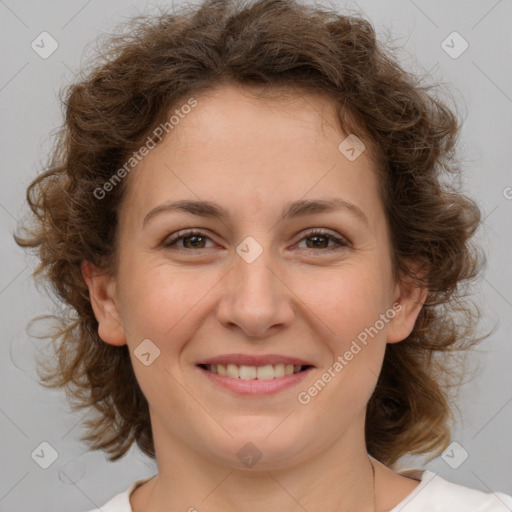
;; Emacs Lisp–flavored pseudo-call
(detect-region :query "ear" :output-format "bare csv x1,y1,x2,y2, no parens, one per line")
81,260,127,346
386,258,429,344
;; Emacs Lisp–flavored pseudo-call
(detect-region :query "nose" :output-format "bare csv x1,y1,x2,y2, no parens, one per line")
215,244,295,339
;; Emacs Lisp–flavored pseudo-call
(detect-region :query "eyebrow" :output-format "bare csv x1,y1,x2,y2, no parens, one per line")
142,198,370,228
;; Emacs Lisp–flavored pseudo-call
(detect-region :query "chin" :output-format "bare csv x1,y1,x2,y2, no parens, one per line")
200,424,312,470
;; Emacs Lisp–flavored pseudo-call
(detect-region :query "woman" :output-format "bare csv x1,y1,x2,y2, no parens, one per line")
15,0,512,510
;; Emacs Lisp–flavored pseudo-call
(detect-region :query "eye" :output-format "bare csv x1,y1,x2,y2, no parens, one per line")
162,228,349,254
294,228,349,252
162,230,215,251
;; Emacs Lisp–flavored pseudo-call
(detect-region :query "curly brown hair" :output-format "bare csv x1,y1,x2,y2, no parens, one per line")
15,0,488,467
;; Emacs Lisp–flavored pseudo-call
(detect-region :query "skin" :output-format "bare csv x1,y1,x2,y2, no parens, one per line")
82,82,427,512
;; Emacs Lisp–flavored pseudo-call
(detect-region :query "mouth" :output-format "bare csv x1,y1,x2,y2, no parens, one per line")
197,363,313,380
196,354,315,396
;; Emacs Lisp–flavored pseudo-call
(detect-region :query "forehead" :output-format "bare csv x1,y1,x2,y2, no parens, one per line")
119,83,383,229
173,82,353,146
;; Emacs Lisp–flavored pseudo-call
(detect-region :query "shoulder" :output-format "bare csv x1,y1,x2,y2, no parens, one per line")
392,469,512,512
81,475,155,512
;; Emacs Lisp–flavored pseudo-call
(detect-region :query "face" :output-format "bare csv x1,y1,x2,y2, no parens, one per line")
83,83,425,471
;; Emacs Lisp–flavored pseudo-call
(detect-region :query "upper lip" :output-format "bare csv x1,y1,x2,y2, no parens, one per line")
197,354,315,367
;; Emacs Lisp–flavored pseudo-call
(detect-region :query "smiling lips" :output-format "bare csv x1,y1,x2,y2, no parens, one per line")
197,353,314,378
202,362,304,380
197,354,314,395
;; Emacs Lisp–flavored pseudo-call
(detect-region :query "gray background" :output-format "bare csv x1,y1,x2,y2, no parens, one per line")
1,0,511,510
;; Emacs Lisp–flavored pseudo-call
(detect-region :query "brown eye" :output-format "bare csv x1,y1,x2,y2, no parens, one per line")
162,228,349,254
163,230,214,251
180,234,208,249
305,235,330,249
296,229,349,252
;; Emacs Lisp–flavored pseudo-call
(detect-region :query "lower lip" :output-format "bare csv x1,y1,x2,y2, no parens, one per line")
197,366,314,396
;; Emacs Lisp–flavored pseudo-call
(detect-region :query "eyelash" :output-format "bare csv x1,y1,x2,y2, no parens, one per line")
162,228,349,254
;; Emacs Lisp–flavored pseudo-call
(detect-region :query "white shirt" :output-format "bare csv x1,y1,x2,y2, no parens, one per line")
84,468,512,511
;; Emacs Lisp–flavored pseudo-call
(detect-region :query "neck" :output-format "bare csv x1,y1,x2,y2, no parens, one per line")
132,418,376,512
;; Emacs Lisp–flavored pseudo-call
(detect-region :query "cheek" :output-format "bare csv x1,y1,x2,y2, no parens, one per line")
299,284,389,414
119,261,211,338
294,267,391,403
294,265,390,344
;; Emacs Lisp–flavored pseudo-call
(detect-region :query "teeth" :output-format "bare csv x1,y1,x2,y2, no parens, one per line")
240,365,257,380
226,364,239,378
274,363,285,378
256,365,274,380
206,363,305,379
